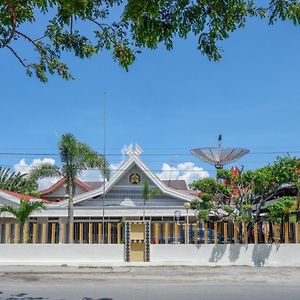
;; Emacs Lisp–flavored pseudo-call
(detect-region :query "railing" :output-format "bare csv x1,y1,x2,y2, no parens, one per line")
0,221,299,244
0,221,124,244
150,222,300,245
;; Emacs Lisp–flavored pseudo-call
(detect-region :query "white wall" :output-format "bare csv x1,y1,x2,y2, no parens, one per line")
1,244,300,266
150,244,300,267
0,244,124,266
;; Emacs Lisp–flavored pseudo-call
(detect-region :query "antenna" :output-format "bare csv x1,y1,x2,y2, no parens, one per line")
53,128,59,138
218,134,222,148
190,134,249,170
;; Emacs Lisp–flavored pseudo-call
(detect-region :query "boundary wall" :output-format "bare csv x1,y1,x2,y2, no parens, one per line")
150,244,300,267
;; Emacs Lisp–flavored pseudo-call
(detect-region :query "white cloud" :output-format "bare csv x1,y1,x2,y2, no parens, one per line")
13,148,209,192
14,158,56,174
13,158,61,190
156,162,209,185
12,144,132,190
78,169,102,182
76,144,132,182
110,144,132,175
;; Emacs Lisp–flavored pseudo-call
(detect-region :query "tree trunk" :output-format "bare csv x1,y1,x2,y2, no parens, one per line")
67,182,74,243
67,183,74,225
296,187,300,222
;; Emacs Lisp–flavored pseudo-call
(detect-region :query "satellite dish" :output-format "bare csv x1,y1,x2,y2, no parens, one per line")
190,135,249,169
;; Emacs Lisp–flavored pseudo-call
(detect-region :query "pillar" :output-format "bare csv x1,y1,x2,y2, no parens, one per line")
14,223,20,243
243,222,248,244
234,223,238,244
98,223,102,244
23,223,28,244
214,222,218,244
254,223,258,244
204,222,208,244
32,223,38,244
224,222,228,245
51,223,56,244
89,223,93,244
107,223,112,244
284,222,289,244
164,223,170,244
79,223,83,244
117,223,122,244
5,223,10,244
193,223,198,244
174,223,179,244
41,223,47,244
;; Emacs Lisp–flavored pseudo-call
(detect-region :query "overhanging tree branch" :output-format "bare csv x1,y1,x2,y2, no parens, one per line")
1,0,17,48
6,45,29,68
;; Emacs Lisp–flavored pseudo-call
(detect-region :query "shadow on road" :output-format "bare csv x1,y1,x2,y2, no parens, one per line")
83,298,113,300
0,292,112,300
2,292,48,299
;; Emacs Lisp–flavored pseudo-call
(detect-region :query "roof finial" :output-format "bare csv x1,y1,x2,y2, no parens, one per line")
124,144,134,156
124,144,143,156
134,144,143,156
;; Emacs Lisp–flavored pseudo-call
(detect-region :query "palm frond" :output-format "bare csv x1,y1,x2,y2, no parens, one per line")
143,181,162,200
28,163,61,181
143,181,150,200
149,188,162,199
1,200,45,224
0,167,38,195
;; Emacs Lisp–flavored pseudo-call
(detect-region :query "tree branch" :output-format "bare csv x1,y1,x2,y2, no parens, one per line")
15,30,50,64
88,18,116,44
6,45,29,68
1,0,17,48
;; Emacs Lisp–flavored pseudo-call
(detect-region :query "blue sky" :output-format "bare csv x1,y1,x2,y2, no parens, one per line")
0,15,299,184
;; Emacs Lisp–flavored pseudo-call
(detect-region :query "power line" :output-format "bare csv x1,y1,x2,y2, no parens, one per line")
0,151,299,156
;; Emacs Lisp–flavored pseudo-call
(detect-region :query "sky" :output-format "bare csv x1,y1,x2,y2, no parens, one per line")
0,13,299,188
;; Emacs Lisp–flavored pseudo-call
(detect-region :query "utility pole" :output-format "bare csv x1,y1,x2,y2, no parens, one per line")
102,92,106,243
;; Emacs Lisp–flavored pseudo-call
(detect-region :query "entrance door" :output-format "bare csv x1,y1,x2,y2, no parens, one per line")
125,221,150,262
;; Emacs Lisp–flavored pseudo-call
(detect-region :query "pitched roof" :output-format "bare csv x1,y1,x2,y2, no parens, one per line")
83,181,104,189
54,153,195,208
83,180,187,191
161,180,187,190
0,190,48,203
39,177,93,195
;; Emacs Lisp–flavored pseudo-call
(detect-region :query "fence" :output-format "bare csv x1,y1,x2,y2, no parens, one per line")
0,221,299,244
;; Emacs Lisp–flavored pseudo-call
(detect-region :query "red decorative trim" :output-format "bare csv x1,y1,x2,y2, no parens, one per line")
39,177,92,195
0,189,49,203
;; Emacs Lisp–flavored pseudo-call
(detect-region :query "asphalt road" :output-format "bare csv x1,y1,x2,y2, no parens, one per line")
0,266,299,300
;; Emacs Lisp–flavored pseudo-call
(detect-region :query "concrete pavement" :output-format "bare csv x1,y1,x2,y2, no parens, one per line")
0,266,299,299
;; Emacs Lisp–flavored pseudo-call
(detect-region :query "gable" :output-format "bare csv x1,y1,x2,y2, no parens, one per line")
44,184,88,198
75,161,193,207
114,163,156,187
40,178,92,200
56,151,195,208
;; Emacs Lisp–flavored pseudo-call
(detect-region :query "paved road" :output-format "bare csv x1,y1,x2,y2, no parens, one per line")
0,266,299,300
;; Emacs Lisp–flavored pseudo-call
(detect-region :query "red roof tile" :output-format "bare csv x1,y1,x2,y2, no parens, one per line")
0,189,49,203
39,177,92,195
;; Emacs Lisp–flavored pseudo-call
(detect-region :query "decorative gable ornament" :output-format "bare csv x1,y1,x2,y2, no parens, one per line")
129,172,141,184
124,144,143,157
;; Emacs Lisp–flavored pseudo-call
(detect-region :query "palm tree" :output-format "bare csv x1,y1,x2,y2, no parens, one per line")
0,199,45,225
0,167,38,196
142,181,161,220
0,199,45,242
29,133,110,227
